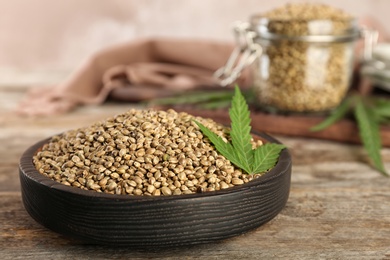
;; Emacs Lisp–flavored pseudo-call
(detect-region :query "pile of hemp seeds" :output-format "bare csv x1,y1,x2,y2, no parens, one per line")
33,109,264,196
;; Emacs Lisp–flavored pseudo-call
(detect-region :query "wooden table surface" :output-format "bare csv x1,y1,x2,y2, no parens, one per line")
1,85,390,260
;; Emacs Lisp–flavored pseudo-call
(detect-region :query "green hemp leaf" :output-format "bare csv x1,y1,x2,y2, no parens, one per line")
311,94,389,176
354,98,388,175
309,97,352,132
195,86,285,175
148,89,255,110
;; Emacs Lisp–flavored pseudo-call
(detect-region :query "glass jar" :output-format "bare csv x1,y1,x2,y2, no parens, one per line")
216,10,364,113
251,16,360,113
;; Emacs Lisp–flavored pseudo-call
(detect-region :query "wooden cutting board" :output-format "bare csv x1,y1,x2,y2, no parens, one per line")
160,105,390,147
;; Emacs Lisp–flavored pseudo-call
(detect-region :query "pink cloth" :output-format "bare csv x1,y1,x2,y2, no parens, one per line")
16,38,252,116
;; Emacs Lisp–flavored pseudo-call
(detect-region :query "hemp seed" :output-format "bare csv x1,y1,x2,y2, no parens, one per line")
33,109,267,196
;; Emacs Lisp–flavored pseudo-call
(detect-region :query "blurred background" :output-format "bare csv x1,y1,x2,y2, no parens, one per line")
0,0,389,86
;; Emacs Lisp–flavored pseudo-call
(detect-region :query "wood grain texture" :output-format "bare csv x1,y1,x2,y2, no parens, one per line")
1,86,390,259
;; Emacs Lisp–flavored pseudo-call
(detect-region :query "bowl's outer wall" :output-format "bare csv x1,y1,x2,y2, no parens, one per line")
19,132,291,247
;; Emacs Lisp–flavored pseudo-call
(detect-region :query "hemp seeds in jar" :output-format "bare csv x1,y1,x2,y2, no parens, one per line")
250,3,360,113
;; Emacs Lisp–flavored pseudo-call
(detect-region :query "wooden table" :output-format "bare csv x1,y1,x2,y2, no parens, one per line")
1,85,390,259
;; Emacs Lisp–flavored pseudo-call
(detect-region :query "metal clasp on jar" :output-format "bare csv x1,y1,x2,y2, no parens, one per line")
214,21,262,87
361,27,379,61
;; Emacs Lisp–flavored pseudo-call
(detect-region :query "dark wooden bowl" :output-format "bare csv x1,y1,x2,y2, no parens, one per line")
19,131,291,248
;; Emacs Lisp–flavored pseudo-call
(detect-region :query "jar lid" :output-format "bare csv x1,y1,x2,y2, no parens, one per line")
249,3,361,43
250,16,361,43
